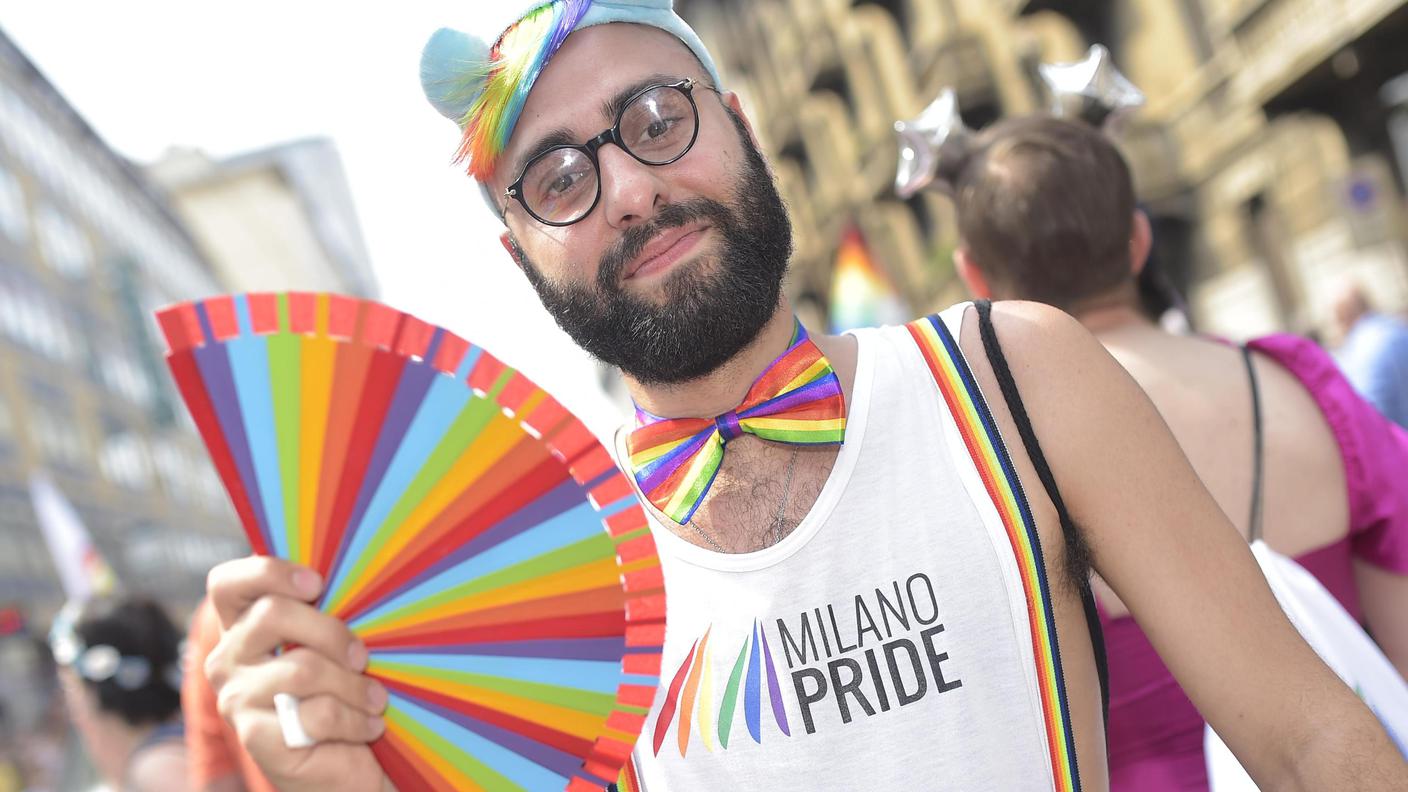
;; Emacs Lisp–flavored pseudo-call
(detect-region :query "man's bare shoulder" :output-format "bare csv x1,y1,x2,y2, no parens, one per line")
952,300,1113,400
946,300,1113,564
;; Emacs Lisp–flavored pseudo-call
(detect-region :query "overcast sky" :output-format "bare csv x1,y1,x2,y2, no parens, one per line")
1,2,626,437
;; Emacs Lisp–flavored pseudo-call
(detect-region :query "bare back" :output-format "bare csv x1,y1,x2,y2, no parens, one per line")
1093,324,1348,617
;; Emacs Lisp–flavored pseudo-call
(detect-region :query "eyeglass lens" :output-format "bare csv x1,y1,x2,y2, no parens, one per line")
521,84,698,224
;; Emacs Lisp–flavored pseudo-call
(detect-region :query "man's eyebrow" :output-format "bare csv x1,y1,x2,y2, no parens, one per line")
509,127,579,182
509,74,692,180
600,74,681,122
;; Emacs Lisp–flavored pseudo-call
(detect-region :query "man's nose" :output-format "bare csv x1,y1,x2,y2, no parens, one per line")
597,145,668,229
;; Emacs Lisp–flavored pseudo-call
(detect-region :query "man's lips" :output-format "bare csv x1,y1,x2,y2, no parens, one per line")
623,224,710,281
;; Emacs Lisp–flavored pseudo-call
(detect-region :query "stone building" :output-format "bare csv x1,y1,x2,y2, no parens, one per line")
675,0,1408,339
0,29,245,615
150,139,379,299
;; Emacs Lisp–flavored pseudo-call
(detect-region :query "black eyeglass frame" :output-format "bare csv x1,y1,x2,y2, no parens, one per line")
503,77,706,227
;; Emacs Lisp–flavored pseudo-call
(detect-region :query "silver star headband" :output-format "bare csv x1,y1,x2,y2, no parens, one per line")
893,88,974,198
1039,44,1145,130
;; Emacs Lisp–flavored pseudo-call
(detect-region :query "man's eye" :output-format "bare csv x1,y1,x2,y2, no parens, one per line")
551,173,578,193
545,170,586,197
636,117,683,146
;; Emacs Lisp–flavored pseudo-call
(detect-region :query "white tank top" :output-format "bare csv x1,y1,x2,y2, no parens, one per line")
614,305,1084,791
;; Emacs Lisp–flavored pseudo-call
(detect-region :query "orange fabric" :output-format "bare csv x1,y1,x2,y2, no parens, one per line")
183,598,278,792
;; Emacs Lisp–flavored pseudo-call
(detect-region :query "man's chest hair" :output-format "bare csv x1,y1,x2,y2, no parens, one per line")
694,439,836,548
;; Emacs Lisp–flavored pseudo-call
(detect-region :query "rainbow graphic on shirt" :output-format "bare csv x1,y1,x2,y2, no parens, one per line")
650,619,793,758
905,312,1083,792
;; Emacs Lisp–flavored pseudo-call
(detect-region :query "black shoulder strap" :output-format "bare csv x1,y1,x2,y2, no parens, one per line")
1241,345,1265,543
973,299,1110,726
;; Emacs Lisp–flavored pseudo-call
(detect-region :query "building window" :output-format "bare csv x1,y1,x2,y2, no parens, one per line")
99,429,153,491
30,401,88,470
0,270,84,364
98,346,153,408
151,438,223,509
0,272,18,344
0,163,28,243
36,203,92,278
84,326,151,403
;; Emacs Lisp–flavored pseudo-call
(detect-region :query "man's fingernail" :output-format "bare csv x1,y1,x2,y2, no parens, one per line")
367,716,385,738
348,639,369,671
367,680,388,712
292,569,322,598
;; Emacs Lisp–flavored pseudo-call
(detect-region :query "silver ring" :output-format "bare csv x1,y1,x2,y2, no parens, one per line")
274,693,315,749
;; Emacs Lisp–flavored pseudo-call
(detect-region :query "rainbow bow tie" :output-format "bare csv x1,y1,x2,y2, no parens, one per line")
626,321,847,525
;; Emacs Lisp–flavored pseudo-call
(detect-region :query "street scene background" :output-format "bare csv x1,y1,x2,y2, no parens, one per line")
0,1,1406,789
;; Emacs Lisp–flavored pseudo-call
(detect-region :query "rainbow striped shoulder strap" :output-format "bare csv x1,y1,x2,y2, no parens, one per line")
905,308,1085,792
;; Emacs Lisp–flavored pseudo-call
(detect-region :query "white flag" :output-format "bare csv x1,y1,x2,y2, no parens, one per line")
29,472,118,602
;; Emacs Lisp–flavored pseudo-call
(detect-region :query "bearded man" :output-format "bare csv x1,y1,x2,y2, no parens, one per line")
198,3,1406,790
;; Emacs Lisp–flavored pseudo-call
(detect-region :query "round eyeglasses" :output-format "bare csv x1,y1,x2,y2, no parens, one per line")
505,78,706,227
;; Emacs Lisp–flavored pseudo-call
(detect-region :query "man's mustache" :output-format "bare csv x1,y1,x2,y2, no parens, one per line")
596,198,732,290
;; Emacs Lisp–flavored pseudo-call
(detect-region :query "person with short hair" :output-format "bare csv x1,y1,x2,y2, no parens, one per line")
51,597,188,792
950,114,1408,791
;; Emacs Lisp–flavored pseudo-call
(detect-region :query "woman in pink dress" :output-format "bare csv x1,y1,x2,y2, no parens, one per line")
948,114,1408,790
1094,330,1408,789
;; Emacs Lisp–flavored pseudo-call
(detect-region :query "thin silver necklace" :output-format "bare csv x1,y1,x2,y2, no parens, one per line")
688,446,800,552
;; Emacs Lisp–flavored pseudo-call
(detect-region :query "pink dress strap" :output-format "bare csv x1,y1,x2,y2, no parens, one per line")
1248,334,1408,573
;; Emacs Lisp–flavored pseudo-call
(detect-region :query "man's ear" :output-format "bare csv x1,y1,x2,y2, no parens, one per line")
499,231,524,270
1130,209,1152,278
954,248,993,300
722,90,764,152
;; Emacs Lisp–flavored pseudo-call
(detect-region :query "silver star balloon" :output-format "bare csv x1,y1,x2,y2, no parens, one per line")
894,88,974,198
1039,44,1145,130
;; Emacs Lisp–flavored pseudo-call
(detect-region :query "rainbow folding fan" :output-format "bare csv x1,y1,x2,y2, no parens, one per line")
156,292,664,791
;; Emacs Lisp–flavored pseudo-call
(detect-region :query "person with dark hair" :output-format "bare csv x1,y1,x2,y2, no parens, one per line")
951,114,1408,791
50,597,188,792
953,115,1140,312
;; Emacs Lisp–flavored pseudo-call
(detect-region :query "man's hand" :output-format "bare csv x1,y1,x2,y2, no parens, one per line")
206,556,391,792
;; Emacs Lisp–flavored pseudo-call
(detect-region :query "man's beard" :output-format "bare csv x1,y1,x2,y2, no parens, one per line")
516,114,793,385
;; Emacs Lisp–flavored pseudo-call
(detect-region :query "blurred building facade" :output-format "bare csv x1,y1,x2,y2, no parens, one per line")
676,0,1408,340
149,139,378,298
0,29,243,618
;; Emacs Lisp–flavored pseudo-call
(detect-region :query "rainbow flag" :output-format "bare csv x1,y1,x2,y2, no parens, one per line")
30,473,119,603
827,227,910,332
